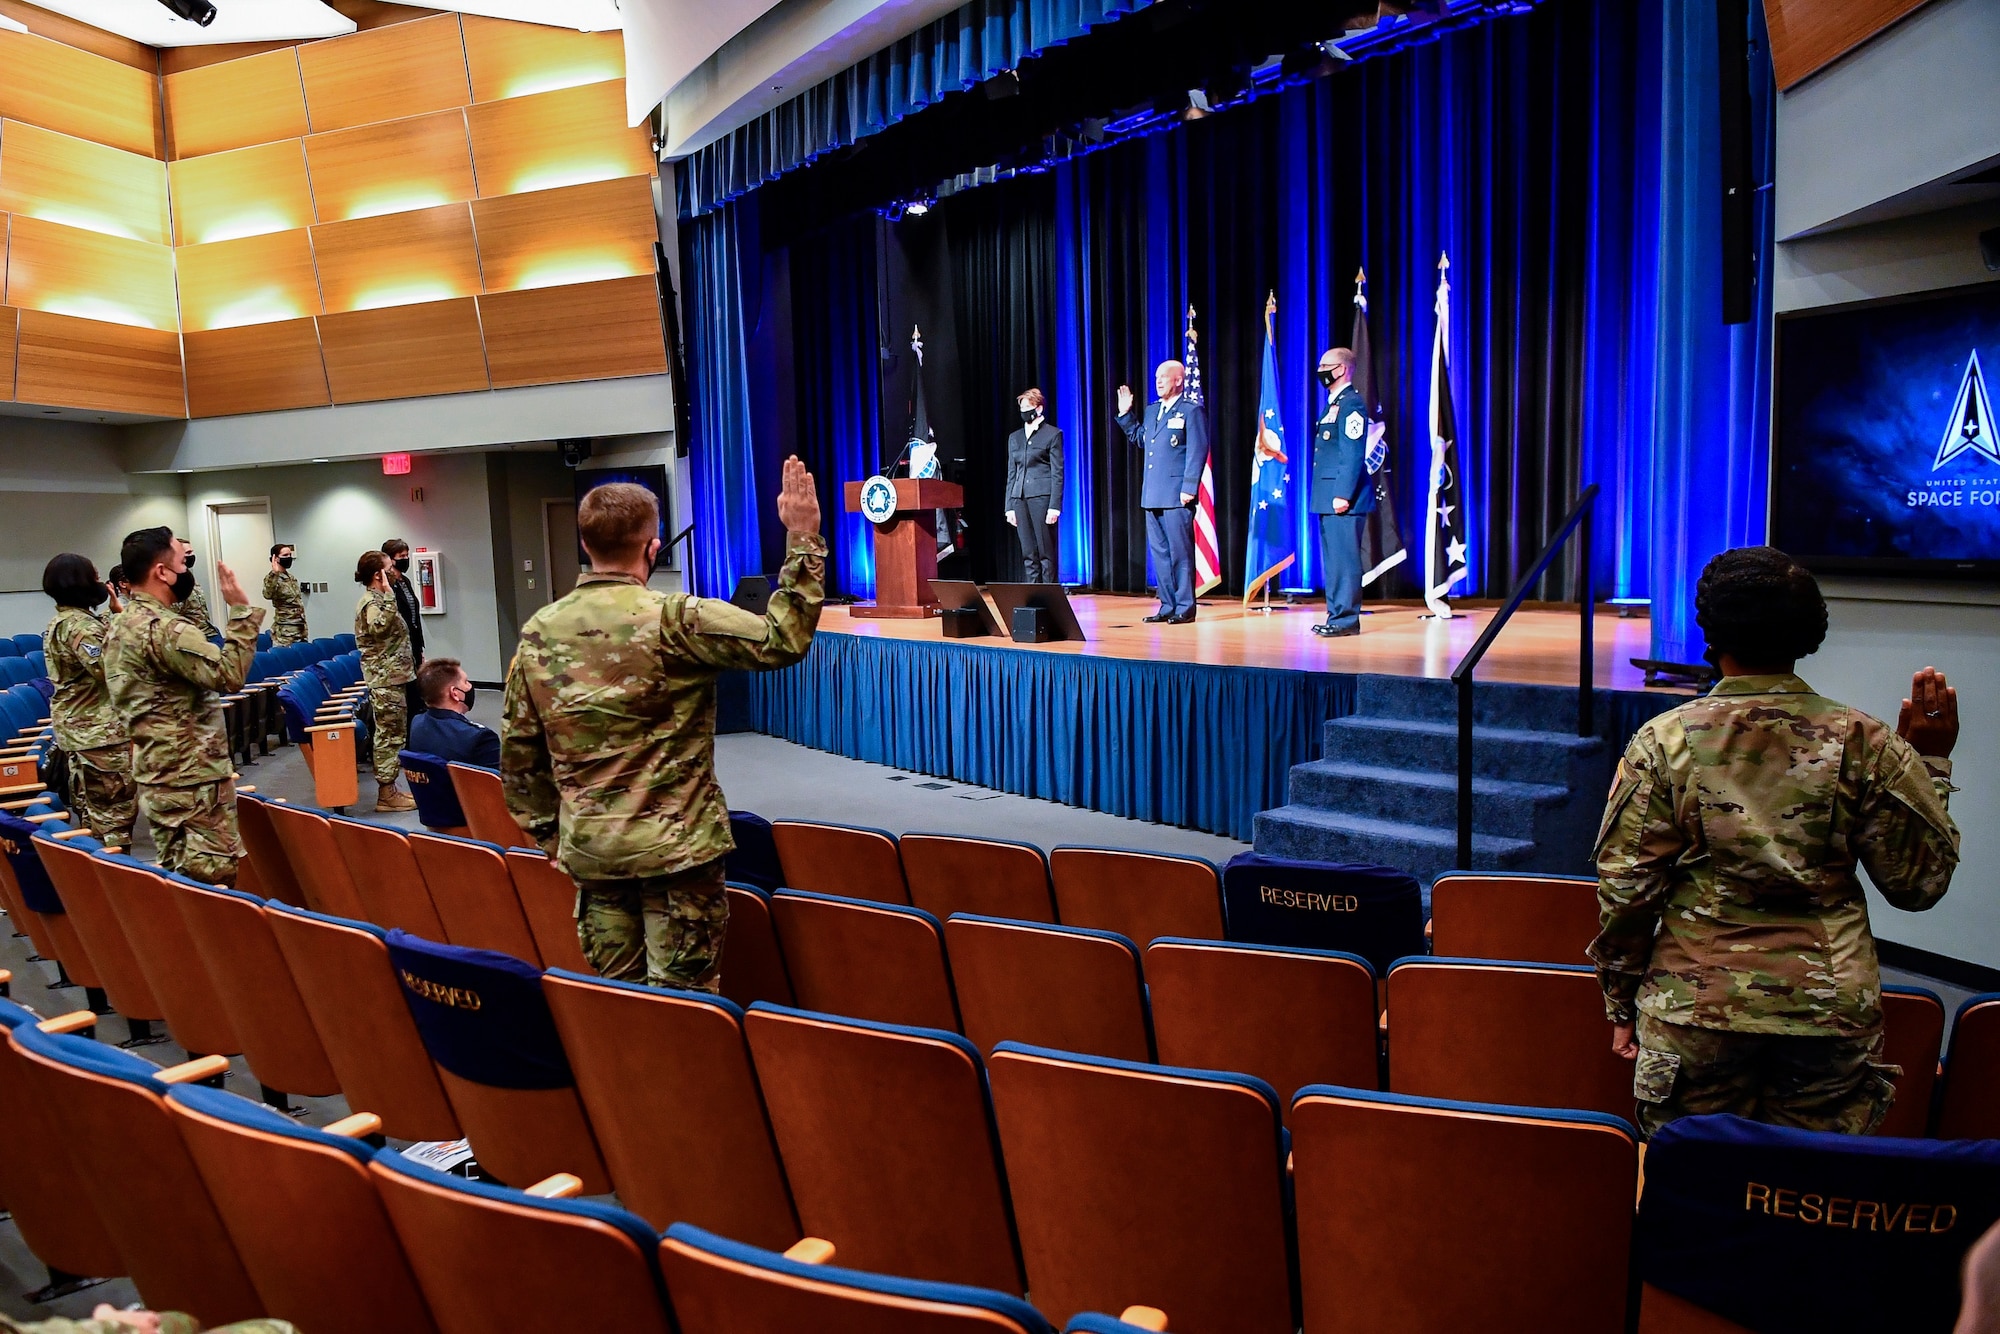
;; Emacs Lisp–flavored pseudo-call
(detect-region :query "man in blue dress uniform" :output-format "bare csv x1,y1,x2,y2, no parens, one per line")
1310,347,1376,638
1115,360,1209,624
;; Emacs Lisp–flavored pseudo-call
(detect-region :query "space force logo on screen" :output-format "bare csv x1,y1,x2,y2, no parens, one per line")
860,474,899,524
1929,350,1997,472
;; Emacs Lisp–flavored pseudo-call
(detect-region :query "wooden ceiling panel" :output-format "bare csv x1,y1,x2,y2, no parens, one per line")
177,228,323,333
460,14,623,105
465,79,653,200
304,108,475,224
297,12,471,134
1765,0,1936,89
471,174,656,293
3,215,178,332
478,275,666,390
0,29,163,158
0,304,16,401
163,47,311,160
169,139,316,248
185,317,330,417
15,309,184,417
0,0,155,70
310,200,482,313
0,119,170,246
318,296,488,403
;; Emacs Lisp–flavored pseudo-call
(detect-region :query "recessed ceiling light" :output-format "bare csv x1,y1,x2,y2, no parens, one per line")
312,458,331,463
177,468,193,474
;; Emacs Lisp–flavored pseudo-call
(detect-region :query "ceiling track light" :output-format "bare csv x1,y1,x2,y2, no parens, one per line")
157,0,218,25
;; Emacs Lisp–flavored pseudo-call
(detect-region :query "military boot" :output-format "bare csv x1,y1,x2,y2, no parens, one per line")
376,783,417,813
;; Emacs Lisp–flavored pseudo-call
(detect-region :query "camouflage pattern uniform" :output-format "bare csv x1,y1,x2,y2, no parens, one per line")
102,591,263,886
0,1317,297,1334
261,568,309,646
355,587,413,785
1591,674,1959,1137
502,533,827,991
178,584,214,635
42,606,136,846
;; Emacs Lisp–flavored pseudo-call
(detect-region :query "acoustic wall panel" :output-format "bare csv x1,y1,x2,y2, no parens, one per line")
0,304,15,401
15,309,184,416
176,228,323,333
465,79,653,199
305,108,475,223
0,29,163,158
311,201,482,313
297,14,472,135
318,296,488,403
184,317,330,416
478,275,666,390
169,139,317,247
0,0,157,70
4,216,178,332
471,175,656,293
460,14,623,104
0,120,171,245
163,48,311,160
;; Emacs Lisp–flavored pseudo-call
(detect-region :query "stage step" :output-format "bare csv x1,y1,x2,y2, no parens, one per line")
1322,716,1605,786
1285,761,1568,837
1252,805,1539,880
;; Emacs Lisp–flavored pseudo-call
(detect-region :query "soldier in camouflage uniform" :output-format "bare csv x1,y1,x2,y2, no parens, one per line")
103,528,263,887
502,461,826,992
171,539,215,638
261,543,308,647
1592,547,1959,1137
0,1311,296,1334
354,550,417,813
40,555,137,847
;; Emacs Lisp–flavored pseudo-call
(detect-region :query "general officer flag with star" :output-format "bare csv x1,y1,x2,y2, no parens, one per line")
1244,292,1296,602
1424,253,1469,617
1351,270,1408,590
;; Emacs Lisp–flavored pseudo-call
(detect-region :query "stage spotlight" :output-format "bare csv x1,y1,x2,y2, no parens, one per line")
558,438,593,468
156,0,218,25
905,200,930,216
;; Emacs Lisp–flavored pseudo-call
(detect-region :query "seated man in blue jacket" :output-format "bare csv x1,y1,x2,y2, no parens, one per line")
407,656,500,768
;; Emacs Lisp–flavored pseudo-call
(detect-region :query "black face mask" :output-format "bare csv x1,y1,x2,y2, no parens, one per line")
457,684,477,711
393,557,411,574
87,584,108,609
1316,367,1337,389
184,552,198,570
1020,406,1038,424
278,556,295,569
170,568,197,602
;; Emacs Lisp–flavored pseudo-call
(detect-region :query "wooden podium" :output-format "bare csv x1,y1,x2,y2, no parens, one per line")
843,476,963,618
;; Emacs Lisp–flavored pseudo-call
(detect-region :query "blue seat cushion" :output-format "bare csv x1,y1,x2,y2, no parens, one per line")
386,930,574,1090
374,1149,660,1252
0,812,65,915
167,1082,377,1167
10,1020,165,1087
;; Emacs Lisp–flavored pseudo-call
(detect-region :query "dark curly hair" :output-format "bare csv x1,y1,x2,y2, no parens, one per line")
42,553,103,609
1694,546,1827,667
355,550,391,587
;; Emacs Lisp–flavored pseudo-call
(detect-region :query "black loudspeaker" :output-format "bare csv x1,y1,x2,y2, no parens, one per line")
1010,606,1050,643
940,607,988,638
1716,0,1755,324
729,576,772,615
1981,226,2000,273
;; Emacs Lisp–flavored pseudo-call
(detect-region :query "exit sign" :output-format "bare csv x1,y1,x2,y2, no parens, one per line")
382,453,413,475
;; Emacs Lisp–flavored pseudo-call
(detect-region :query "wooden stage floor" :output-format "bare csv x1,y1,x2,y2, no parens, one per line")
819,595,1673,694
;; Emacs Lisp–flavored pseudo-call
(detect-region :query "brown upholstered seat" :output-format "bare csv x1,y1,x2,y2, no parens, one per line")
943,915,1150,1060
0,1002,123,1288
545,972,798,1246
1291,1085,1637,1332
265,901,462,1142
173,879,338,1100
504,848,593,975
1937,994,2000,1140
446,762,539,850
167,1085,438,1334
901,833,1056,922
720,883,795,1007
34,834,164,1031
1145,938,1380,1122
987,1042,1294,1332
1637,1282,1755,1333
261,800,371,919
408,832,543,965
328,815,449,938
744,1003,1022,1294
1427,872,1601,965
3,820,102,994
91,854,240,1059
770,890,958,1030
1386,958,1633,1118
1876,985,1945,1138
1048,846,1224,945
770,819,909,903
235,792,306,907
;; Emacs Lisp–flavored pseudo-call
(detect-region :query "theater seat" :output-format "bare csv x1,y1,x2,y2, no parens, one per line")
504,848,593,975
91,854,241,1060
1427,872,1600,966
1,814,103,998
544,972,798,1246
1637,1113,2000,1333
387,931,611,1193
447,763,539,850
8,1022,262,1326
1146,939,1380,1120
987,1042,1294,1332
32,832,166,1046
409,832,543,964
1219,853,1424,972
261,800,371,920
727,810,784,892
372,1151,671,1334
943,915,1151,1060
1386,957,1633,1118
902,834,1056,923
1292,1086,1637,1333
771,889,958,1030
1049,847,1225,945
1877,985,1946,1139
720,883,795,1007
744,1003,1022,1294
770,820,909,903
167,1084,438,1334
235,792,305,908
0,1000,123,1292
401,751,471,834
329,816,450,938
266,902,462,1142
1937,993,2000,1140
660,1223,1057,1334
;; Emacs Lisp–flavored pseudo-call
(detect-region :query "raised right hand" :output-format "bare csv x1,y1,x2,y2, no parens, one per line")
1897,666,1959,758
215,562,247,608
775,455,822,536
1116,384,1134,416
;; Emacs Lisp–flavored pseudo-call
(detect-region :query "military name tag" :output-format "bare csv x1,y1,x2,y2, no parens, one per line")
860,474,899,524
1168,415,1185,429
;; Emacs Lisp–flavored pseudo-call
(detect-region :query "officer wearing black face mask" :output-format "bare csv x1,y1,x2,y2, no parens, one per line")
1004,387,1064,584
172,538,217,638
380,537,426,719
1309,347,1374,639
264,543,309,646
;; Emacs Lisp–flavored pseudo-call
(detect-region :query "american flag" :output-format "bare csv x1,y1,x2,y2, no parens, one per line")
1184,305,1221,596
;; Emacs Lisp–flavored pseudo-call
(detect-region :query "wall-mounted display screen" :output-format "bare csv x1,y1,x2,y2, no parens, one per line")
575,463,673,570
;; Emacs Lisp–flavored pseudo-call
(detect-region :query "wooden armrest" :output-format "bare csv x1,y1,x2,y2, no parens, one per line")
324,1112,383,1139
37,1011,97,1036
26,811,68,824
0,797,45,810
782,1238,836,1265
1117,1309,1169,1332
1379,1009,1389,1036
53,828,98,841
0,783,46,796
0,749,40,761
235,785,256,794
525,1173,583,1199
157,1055,231,1086
100,846,122,855
307,724,351,739
223,694,249,702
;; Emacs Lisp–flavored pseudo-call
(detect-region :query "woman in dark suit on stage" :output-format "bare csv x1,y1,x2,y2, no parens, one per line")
1005,388,1064,584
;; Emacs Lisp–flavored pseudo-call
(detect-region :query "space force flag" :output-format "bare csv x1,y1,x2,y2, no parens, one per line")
1424,253,1469,617
1351,270,1407,589
1243,292,1296,603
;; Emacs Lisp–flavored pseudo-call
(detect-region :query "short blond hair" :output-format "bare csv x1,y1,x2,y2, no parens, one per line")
578,482,658,564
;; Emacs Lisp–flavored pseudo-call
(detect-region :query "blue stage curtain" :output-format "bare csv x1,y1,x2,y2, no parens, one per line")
683,203,765,597
1648,0,1775,663
789,215,883,600
678,0,1156,220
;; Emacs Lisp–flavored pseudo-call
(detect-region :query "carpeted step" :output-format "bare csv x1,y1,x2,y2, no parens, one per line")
1357,673,1598,735
1322,715,1605,786
1252,804,1539,881
1285,760,1568,837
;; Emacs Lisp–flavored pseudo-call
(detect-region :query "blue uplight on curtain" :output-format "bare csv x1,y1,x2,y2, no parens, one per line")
789,216,882,600
1052,169,1094,585
683,204,764,598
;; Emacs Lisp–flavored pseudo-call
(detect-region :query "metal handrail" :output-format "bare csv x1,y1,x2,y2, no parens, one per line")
1450,484,1599,869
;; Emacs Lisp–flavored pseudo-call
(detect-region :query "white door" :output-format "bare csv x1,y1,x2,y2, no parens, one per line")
207,500,276,622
